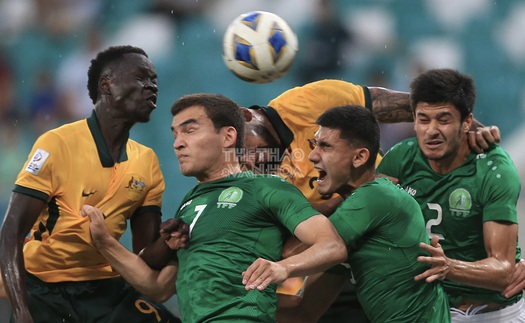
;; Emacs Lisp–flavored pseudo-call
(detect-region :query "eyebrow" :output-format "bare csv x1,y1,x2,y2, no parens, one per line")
416,111,453,118
171,118,199,132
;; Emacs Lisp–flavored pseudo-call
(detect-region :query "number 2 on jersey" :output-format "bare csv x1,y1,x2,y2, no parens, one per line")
189,204,207,237
426,203,445,240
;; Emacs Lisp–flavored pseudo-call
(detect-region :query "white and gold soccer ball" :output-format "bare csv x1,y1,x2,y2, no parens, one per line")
223,11,298,84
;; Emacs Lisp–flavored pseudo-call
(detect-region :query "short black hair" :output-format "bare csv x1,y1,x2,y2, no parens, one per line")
171,93,245,149
316,105,380,168
410,68,476,121
87,45,148,104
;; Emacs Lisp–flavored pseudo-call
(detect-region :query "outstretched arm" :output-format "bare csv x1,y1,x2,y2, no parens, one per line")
242,215,347,291
368,87,413,123
81,205,179,303
415,221,517,291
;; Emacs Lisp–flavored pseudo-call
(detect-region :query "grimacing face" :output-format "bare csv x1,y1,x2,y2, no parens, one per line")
308,126,356,196
171,106,227,182
108,53,158,123
413,102,469,162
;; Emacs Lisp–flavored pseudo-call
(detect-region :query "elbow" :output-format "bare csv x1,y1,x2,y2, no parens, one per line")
147,286,176,304
328,240,348,265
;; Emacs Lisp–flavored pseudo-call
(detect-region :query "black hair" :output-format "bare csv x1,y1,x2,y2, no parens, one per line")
316,105,380,168
171,93,245,149
410,68,476,121
87,45,148,104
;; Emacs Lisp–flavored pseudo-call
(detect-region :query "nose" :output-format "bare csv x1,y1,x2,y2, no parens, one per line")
174,136,185,151
426,120,440,136
144,80,158,93
308,147,319,163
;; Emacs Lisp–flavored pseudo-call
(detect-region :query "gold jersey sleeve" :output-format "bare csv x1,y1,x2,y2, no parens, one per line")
269,79,375,206
16,119,165,282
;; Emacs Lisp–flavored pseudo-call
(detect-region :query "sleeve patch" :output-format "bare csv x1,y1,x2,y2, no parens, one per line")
25,148,50,175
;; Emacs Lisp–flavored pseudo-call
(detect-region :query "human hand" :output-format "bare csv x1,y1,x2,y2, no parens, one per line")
80,205,110,248
414,236,450,283
502,259,525,298
160,218,189,250
468,126,500,154
242,258,288,291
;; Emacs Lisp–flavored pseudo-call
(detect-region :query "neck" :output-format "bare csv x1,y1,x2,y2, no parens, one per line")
337,168,377,199
428,140,470,174
94,105,133,158
197,150,243,183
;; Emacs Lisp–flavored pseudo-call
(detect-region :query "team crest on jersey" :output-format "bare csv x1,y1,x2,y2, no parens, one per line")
25,148,50,175
124,174,146,200
449,188,472,218
217,187,243,209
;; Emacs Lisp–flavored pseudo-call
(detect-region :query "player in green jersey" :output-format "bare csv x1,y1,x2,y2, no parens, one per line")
277,105,451,322
377,68,525,322
81,93,347,323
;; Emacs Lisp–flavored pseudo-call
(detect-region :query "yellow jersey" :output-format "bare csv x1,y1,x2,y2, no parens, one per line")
14,111,165,282
267,79,380,206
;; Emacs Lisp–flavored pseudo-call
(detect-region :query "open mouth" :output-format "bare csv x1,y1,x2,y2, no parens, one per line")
425,140,443,149
317,169,327,183
146,95,157,108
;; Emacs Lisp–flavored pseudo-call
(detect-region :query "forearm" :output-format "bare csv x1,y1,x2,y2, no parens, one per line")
447,257,514,291
139,237,176,270
95,235,177,302
368,87,412,123
278,238,346,278
0,248,31,319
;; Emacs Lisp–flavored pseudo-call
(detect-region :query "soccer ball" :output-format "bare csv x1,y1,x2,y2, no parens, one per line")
223,11,298,84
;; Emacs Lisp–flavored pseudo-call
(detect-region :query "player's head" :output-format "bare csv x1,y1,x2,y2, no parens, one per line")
410,68,475,121
309,105,379,197
88,45,149,104
87,45,157,122
240,106,287,174
410,69,475,163
170,93,244,180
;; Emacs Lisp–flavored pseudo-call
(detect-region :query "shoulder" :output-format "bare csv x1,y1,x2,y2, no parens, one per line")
474,145,519,180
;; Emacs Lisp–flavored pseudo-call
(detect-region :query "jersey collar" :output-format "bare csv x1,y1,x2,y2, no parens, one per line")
87,110,129,167
248,105,294,149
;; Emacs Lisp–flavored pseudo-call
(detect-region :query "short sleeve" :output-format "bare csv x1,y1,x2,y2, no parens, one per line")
14,131,70,201
257,176,319,235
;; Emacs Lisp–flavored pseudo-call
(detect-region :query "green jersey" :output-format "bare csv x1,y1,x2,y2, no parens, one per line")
175,171,319,323
377,138,521,307
329,178,450,322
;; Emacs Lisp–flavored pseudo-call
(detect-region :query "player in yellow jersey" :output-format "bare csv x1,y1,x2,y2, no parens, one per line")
241,79,503,322
0,46,179,323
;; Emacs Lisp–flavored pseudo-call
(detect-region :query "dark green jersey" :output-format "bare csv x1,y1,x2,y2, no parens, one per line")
175,171,319,323
377,138,521,307
329,178,450,322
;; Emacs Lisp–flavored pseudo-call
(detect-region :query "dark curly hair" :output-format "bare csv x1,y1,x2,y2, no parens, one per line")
87,45,148,104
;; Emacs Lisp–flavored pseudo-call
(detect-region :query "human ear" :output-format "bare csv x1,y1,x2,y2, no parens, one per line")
352,148,370,168
240,107,253,122
222,126,238,148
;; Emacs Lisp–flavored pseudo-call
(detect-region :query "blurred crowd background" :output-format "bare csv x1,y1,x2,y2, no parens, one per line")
1,0,525,318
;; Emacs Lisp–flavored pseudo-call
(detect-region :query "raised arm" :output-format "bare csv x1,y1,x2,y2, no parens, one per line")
242,214,347,291
81,205,179,303
368,87,412,123
0,192,46,322
415,221,517,291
